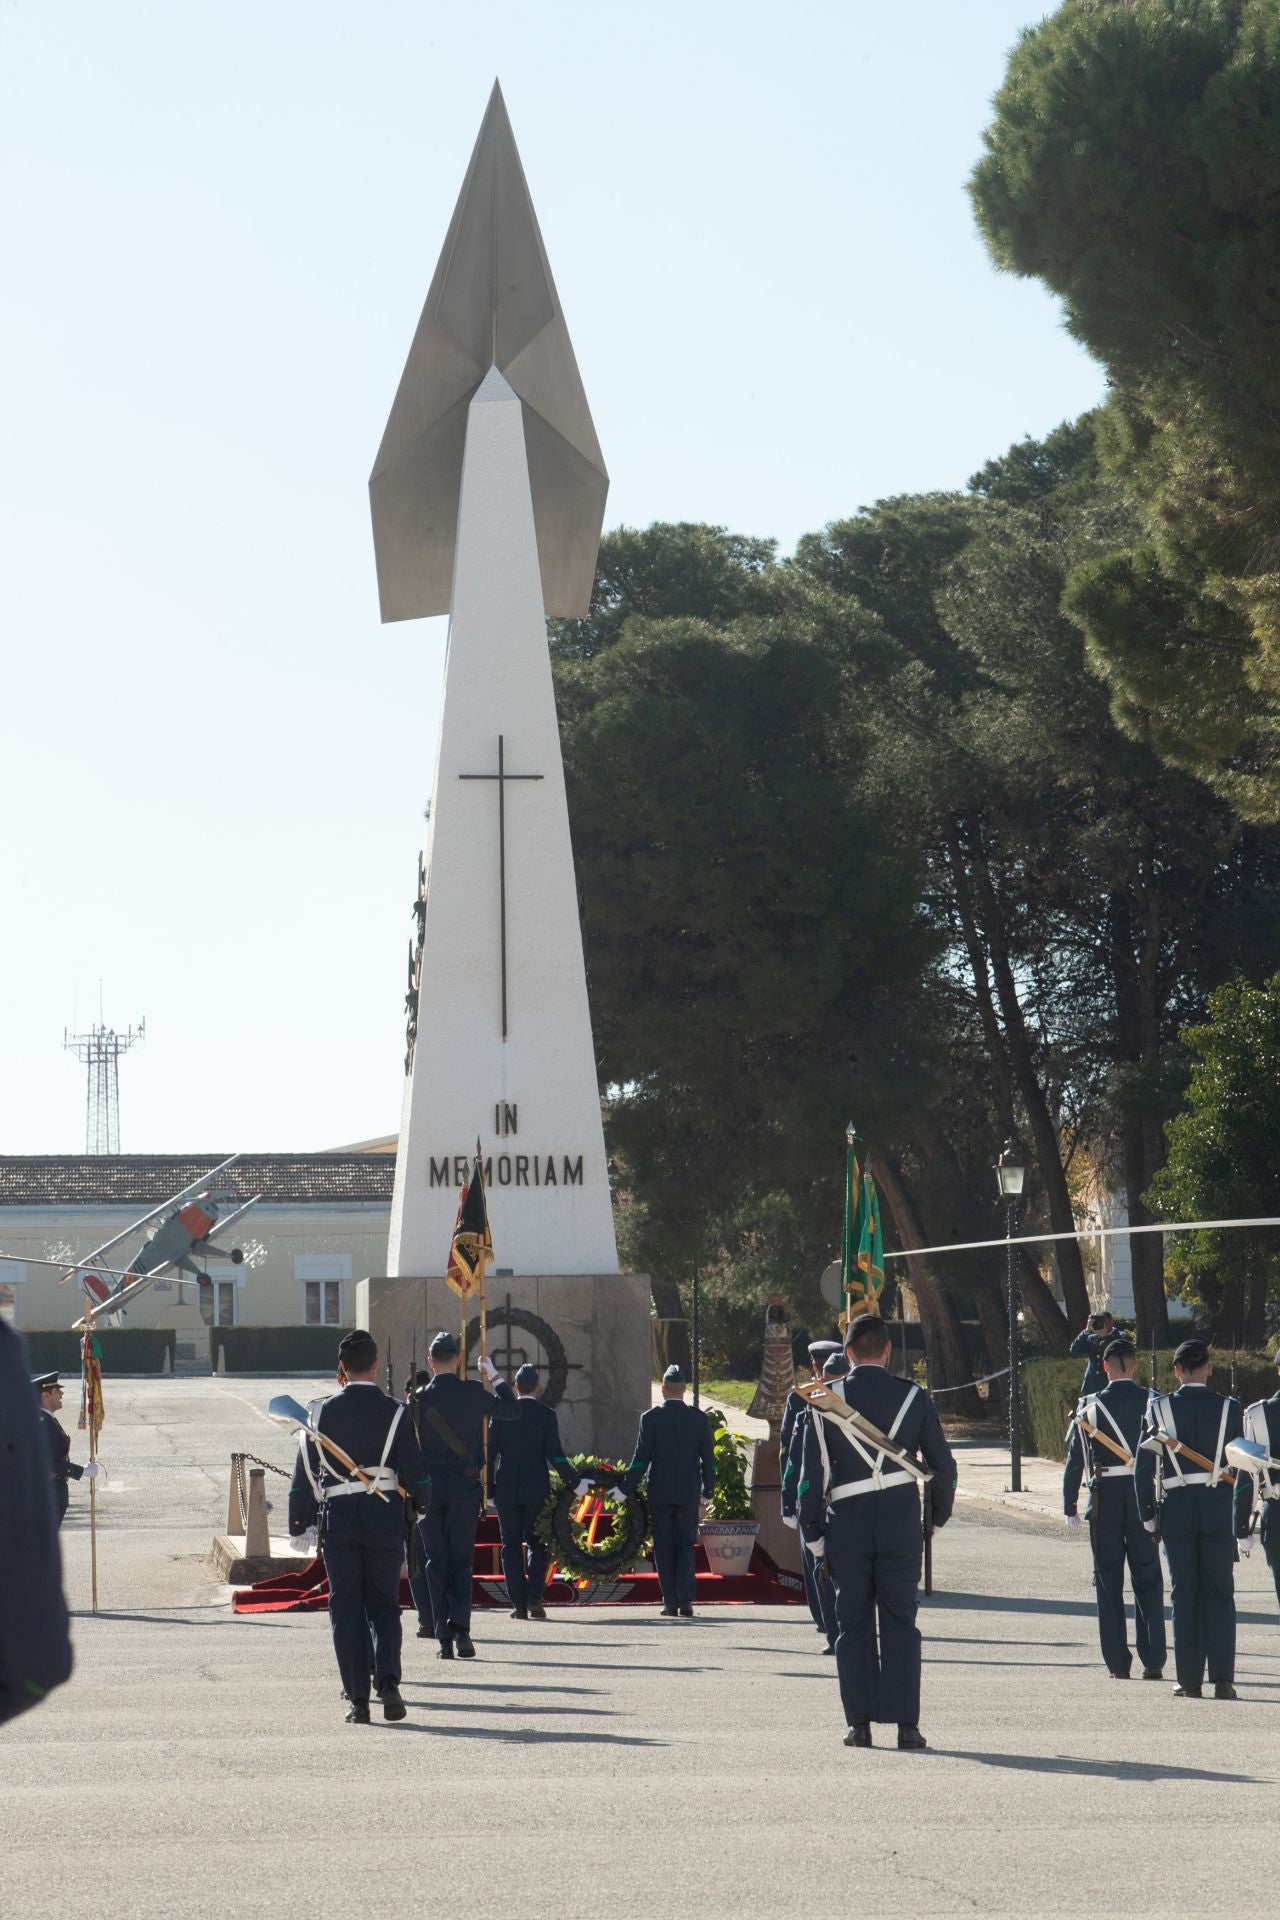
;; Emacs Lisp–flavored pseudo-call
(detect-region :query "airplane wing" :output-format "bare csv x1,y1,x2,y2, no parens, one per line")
56,1155,242,1283
71,1192,263,1329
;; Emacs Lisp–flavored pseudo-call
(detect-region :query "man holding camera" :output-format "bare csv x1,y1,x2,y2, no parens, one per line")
1070,1312,1117,1398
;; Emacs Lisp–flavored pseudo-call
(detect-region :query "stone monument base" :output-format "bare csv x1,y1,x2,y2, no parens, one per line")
356,1272,650,1462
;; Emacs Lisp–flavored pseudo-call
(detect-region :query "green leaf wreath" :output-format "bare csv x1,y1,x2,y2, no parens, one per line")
534,1454,651,1584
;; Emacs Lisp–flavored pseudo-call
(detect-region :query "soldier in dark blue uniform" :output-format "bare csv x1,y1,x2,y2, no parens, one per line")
625,1364,716,1618
1063,1337,1165,1680
34,1372,102,1525
288,1329,430,1723
400,1369,434,1639
1069,1313,1117,1398
780,1340,843,1643
487,1362,578,1620
798,1313,956,1750
1135,1336,1243,1699
410,1330,519,1659
1233,1347,1280,1605
1,1329,72,1725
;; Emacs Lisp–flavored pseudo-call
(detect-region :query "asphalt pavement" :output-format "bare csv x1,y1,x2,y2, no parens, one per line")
8,1375,1280,1919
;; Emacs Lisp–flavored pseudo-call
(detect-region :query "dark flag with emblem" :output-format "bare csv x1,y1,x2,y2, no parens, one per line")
445,1152,492,1300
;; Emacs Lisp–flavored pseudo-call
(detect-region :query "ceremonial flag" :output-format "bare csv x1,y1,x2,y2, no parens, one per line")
79,1325,104,1438
856,1168,885,1299
841,1129,885,1317
445,1154,492,1300
841,1133,866,1301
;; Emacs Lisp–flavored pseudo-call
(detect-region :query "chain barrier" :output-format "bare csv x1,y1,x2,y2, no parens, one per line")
929,1366,1012,1398
231,1450,291,1520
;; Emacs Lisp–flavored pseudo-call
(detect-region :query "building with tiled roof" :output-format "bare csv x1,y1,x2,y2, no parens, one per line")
0,1150,395,1339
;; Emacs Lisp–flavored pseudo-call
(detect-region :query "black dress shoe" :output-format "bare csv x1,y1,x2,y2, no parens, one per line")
436,1639,454,1660
510,1608,529,1620
415,1623,433,1639
897,1725,928,1750
1214,1683,1238,1700
528,1604,547,1620
344,1702,371,1724
843,1722,872,1748
822,1645,836,1656
454,1630,476,1659
678,1605,694,1619
660,1606,678,1618
1109,1669,1131,1680
1142,1668,1164,1680
378,1680,407,1722
1173,1683,1202,1697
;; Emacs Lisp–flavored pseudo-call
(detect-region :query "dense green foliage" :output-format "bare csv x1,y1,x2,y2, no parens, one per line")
1021,1349,1279,1464
970,0,1280,817
209,1325,353,1372
20,1327,176,1373
1148,975,1280,1343
555,489,1280,1378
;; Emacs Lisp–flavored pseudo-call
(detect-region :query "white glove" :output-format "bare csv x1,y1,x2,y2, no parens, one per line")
1064,1514,1081,1530
781,1513,799,1530
82,1461,101,1481
808,1538,825,1560
289,1535,309,1553
477,1356,499,1384
1239,1540,1252,1558
574,1478,593,1497
1143,1519,1158,1534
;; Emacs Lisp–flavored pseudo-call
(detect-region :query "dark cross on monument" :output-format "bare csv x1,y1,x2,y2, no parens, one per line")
459,734,543,1040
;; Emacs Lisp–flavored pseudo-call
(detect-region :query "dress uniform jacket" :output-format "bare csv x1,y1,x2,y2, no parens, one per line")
488,1396,575,1612
1069,1328,1112,1398
626,1400,716,1612
39,1407,84,1525
410,1373,518,1642
1063,1377,1165,1677
1135,1382,1243,1691
781,1400,832,1642
1233,1390,1280,1604
1,1329,72,1725
289,1381,429,1706
798,1366,955,1729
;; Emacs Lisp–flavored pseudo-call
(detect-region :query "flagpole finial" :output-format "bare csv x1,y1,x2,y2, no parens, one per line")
846,1122,857,1147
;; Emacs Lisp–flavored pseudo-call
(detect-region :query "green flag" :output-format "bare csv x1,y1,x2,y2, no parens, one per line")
841,1133,865,1304
856,1168,884,1300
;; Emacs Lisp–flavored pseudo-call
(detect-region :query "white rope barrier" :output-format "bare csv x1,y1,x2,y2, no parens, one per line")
884,1214,1280,1264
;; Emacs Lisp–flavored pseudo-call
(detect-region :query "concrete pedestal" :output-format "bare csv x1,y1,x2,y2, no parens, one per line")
357,1271,650,1463
749,1438,801,1575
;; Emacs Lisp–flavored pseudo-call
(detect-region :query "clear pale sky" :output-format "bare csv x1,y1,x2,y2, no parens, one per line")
0,2,1102,1154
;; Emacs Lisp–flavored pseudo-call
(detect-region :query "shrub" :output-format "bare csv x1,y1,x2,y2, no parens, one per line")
210,1325,354,1373
20,1328,176,1374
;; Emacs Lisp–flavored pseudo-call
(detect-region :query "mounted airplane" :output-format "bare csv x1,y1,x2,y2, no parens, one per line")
59,1155,261,1329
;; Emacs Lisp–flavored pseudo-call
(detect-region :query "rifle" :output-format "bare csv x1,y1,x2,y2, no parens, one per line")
1069,1414,1133,1467
1139,1427,1236,1488
796,1382,933,1485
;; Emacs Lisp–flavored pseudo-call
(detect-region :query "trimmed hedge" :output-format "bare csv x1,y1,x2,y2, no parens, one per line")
1021,1348,1278,1462
211,1325,354,1373
20,1328,176,1374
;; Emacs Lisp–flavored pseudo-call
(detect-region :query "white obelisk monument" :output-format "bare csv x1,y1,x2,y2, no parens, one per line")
357,84,647,1455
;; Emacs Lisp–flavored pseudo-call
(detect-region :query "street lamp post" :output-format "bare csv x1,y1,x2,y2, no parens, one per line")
995,1137,1026,1493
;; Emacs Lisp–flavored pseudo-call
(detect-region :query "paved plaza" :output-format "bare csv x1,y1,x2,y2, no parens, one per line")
9,1377,1280,1919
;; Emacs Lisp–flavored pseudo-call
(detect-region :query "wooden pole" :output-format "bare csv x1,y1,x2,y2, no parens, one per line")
83,1324,99,1615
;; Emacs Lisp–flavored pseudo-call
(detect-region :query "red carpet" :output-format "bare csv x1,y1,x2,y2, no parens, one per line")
230,1511,803,1614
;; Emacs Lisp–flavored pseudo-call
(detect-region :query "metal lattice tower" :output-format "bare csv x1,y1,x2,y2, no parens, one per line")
63,1018,145,1154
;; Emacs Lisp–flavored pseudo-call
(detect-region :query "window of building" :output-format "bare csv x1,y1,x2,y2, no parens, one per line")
294,1254,351,1327
214,1281,236,1328
0,1260,25,1328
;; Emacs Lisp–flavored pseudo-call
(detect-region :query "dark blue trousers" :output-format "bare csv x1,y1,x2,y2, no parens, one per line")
827,1486,923,1728
800,1533,827,1633
650,1500,700,1610
1090,1482,1165,1676
1161,1486,1236,1688
408,1568,434,1632
420,1474,482,1640
496,1499,549,1610
1260,1505,1280,1608
321,1506,403,1706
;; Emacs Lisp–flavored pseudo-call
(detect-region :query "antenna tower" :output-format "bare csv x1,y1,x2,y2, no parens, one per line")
63,1017,146,1154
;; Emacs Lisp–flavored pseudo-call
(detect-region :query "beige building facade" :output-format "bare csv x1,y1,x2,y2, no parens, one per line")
0,1154,394,1336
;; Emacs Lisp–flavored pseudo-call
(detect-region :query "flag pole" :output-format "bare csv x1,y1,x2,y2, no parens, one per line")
476,1141,490,1484
83,1319,100,1615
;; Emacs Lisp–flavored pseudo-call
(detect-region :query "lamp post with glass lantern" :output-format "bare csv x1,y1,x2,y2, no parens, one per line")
995,1138,1026,1492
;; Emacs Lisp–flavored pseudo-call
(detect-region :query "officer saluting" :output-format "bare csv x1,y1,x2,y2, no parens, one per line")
1063,1337,1165,1680
288,1329,429,1724
1233,1345,1280,1604
798,1313,955,1750
1135,1336,1243,1699
487,1362,577,1621
410,1330,519,1659
34,1373,101,1526
625,1364,715,1619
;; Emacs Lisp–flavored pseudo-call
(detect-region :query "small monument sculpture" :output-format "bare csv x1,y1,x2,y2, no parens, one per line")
746,1297,802,1576
356,84,648,1460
